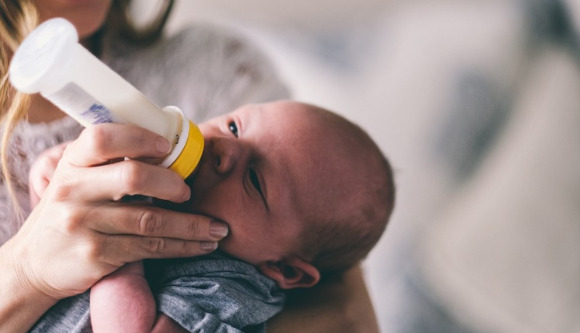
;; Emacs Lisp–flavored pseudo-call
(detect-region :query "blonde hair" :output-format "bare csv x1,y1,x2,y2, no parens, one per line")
0,0,174,214
0,0,38,217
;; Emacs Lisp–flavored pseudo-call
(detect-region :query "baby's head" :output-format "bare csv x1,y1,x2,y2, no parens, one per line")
173,101,395,288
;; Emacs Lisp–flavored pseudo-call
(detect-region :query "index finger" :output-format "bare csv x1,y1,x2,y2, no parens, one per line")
64,124,171,167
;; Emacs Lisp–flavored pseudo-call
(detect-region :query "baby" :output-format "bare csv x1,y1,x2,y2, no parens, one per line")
29,101,395,332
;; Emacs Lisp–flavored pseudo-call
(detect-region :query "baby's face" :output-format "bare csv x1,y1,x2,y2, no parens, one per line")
168,101,346,265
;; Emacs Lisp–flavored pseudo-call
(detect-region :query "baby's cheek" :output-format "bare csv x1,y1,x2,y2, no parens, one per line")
218,234,261,266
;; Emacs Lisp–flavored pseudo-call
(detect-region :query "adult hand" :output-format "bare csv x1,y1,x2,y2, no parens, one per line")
5,123,226,301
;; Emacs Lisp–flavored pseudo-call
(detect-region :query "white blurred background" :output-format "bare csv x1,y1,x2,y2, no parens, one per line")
137,1,580,332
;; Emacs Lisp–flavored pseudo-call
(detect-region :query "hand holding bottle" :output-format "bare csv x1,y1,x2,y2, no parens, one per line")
9,123,225,302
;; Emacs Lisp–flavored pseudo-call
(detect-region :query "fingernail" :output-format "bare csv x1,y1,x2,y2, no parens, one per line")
156,138,171,154
181,188,191,202
209,221,229,238
201,241,218,251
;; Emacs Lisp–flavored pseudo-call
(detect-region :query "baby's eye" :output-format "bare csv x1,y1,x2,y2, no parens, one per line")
249,168,263,195
228,121,239,138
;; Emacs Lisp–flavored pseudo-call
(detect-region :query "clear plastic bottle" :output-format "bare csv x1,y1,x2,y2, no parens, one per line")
9,17,204,179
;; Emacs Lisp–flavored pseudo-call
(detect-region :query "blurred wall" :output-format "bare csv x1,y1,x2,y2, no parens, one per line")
139,1,580,332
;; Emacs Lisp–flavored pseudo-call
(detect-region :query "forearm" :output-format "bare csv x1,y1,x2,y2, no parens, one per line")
0,240,58,332
90,261,157,333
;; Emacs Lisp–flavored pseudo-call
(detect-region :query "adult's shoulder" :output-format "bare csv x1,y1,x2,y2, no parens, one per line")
104,24,290,122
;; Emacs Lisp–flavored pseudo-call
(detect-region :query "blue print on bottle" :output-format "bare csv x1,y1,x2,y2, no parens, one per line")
81,104,113,124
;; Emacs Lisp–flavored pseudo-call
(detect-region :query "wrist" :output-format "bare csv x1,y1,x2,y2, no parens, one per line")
0,238,58,332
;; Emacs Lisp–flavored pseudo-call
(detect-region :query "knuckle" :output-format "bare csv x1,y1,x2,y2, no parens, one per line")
143,237,166,254
138,211,164,236
118,162,147,194
50,179,74,201
176,240,193,256
133,130,150,146
82,126,112,156
182,240,200,255
79,238,105,263
36,154,52,170
184,219,201,239
56,206,85,233
48,170,79,201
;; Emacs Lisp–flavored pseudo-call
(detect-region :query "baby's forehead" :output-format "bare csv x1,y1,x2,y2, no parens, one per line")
228,102,361,157
236,101,319,119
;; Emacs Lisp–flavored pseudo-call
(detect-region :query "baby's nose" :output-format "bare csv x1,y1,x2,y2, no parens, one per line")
209,137,239,175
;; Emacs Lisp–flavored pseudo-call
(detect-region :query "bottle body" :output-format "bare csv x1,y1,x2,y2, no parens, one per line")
9,18,203,179
42,40,180,144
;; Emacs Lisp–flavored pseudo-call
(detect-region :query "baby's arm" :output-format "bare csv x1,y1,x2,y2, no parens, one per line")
90,261,155,332
90,261,189,333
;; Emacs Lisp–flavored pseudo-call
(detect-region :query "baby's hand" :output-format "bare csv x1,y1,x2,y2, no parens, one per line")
29,142,70,207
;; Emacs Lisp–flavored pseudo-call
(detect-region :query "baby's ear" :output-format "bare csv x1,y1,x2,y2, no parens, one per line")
258,256,320,289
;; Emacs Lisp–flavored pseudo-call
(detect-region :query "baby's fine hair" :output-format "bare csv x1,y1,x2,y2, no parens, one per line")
297,107,396,278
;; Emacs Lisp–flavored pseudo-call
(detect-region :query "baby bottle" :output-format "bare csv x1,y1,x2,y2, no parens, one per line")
9,17,203,179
